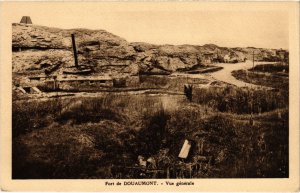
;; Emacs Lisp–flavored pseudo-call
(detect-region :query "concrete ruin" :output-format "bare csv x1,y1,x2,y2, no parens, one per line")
17,86,42,94
38,75,140,92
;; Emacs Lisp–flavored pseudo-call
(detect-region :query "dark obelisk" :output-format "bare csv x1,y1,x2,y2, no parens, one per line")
71,34,79,68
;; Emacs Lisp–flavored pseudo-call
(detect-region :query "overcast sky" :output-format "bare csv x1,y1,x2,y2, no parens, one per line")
10,2,289,49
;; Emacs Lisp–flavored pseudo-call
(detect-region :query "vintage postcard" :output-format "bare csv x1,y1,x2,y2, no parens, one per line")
0,1,299,192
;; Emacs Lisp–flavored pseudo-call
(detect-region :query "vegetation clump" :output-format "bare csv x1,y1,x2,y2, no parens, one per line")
13,88,288,178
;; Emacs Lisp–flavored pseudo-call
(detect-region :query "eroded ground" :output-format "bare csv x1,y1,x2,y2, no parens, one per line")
12,73,289,178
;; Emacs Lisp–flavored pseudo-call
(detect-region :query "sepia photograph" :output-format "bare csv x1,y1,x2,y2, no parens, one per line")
1,1,299,192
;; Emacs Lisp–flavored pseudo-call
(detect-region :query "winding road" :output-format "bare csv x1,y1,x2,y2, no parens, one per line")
180,60,275,88
209,60,275,88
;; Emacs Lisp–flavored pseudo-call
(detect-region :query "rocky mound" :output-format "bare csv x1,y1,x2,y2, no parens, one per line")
12,23,138,76
12,23,287,77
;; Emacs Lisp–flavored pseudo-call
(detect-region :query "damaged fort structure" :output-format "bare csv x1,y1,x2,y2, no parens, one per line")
17,33,140,93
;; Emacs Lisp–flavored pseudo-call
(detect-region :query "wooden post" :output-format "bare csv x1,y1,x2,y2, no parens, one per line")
53,78,56,90
166,166,170,179
252,50,255,69
53,76,57,90
189,164,192,178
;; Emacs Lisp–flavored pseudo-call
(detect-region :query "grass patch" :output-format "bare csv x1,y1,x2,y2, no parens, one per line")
13,91,288,178
193,86,288,114
250,63,288,73
232,69,289,90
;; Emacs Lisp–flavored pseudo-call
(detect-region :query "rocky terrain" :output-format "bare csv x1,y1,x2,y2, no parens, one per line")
12,23,289,179
12,23,287,77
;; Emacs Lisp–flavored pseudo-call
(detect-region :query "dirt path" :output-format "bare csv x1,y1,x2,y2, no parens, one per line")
13,89,185,102
209,61,275,88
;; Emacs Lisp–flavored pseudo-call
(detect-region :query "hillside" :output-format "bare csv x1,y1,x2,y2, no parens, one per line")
12,23,287,77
